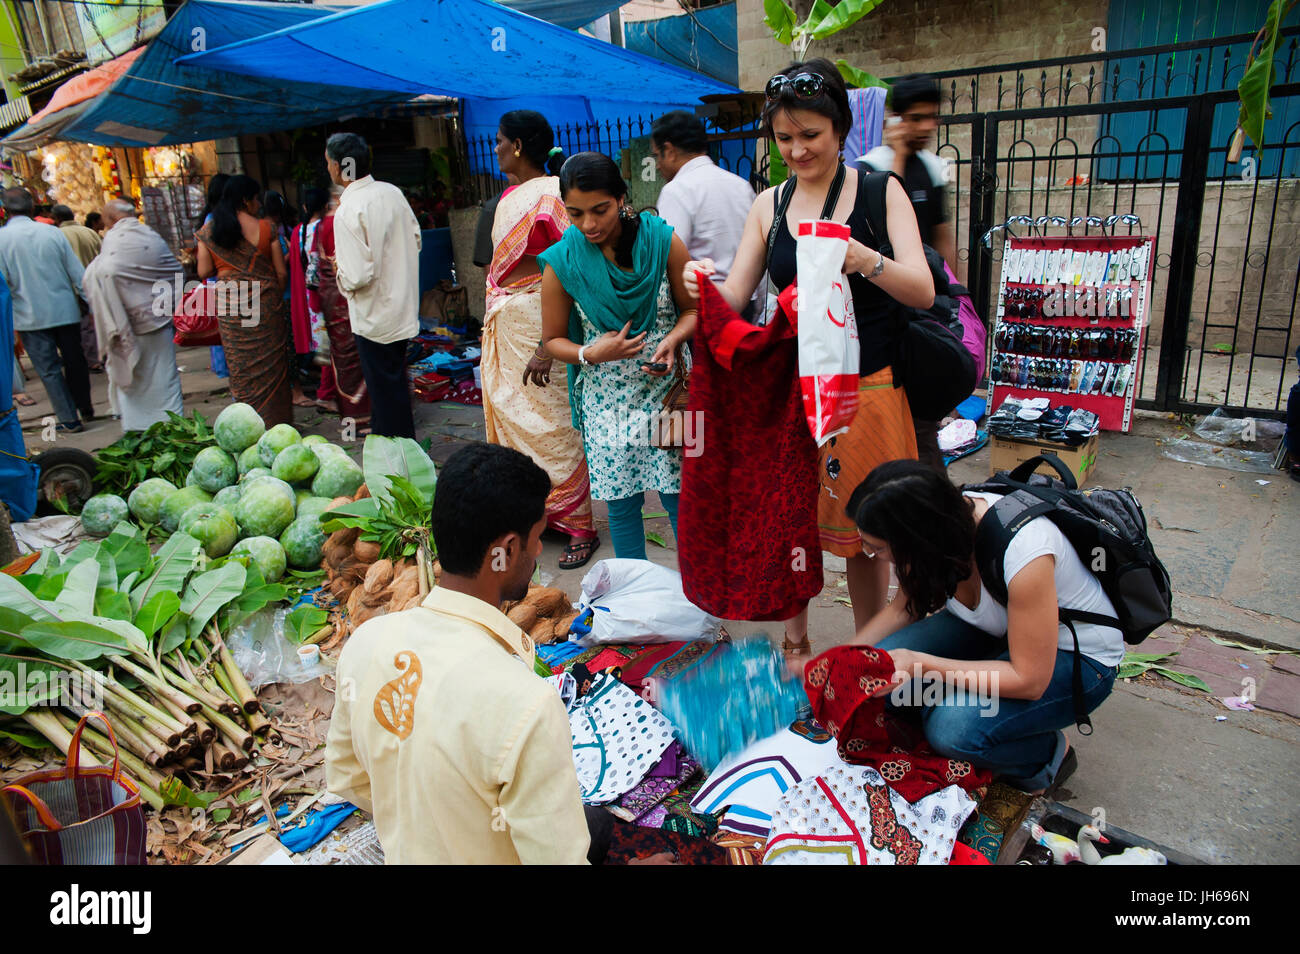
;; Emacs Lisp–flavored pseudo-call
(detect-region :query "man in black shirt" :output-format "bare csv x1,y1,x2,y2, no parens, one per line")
856,75,959,474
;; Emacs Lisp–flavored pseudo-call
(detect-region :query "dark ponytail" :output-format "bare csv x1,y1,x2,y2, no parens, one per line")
298,187,329,269
196,172,230,230
557,152,639,269
210,174,261,249
500,109,565,176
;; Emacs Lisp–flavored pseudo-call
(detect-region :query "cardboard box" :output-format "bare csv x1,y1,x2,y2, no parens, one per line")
989,432,1099,485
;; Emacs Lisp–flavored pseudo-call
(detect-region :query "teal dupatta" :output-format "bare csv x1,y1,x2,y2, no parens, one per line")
536,212,675,428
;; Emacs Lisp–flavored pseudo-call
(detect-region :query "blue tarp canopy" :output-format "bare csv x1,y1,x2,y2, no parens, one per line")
5,1,418,148
176,0,736,153
499,0,626,30
626,2,738,87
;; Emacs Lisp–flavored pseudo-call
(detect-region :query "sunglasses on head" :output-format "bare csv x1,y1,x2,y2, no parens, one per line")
765,72,826,101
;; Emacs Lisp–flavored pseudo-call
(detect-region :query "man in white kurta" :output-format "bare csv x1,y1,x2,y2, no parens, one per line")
81,200,184,433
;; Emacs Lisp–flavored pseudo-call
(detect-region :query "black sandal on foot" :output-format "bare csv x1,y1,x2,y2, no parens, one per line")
559,537,600,570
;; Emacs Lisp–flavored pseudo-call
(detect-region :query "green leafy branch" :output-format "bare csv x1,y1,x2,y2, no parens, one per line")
764,0,887,57
1233,0,1298,158
1118,650,1210,692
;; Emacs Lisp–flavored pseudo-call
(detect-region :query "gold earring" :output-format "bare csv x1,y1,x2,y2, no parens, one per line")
513,149,520,158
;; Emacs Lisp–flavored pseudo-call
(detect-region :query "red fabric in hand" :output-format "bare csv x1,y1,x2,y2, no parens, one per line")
678,279,824,621
804,645,992,802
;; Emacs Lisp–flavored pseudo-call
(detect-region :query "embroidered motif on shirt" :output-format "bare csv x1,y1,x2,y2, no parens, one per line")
865,782,923,865
373,650,423,739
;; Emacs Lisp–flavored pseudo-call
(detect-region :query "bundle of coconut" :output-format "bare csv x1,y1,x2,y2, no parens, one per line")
501,586,581,646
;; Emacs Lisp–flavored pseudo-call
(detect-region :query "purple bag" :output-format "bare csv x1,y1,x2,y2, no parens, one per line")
944,262,986,382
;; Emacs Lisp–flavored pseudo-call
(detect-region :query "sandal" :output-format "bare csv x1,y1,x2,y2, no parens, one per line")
14,392,36,407
559,537,600,570
782,635,812,658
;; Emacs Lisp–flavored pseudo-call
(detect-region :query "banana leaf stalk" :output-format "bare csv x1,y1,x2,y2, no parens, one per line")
206,625,260,715
63,691,167,768
209,741,238,771
111,656,202,717
162,653,231,714
197,702,254,753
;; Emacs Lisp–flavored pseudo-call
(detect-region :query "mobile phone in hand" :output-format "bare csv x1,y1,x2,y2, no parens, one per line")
644,362,669,373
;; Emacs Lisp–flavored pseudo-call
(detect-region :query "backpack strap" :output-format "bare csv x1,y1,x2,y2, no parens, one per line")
861,169,898,257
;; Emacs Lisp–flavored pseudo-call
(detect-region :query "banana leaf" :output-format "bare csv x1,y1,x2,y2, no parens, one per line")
763,0,796,44
101,523,150,580
801,0,885,40
0,725,48,748
285,604,329,644
0,573,58,623
94,588,134,623
320,496,379,533
362,434,436,508
134,591,181,641
178,562,247,643
130,532,201,614
52,559,101,617
1236,0,1297,152
16,620,136,661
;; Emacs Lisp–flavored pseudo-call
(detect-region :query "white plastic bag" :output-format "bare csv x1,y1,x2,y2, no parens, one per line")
796,219,860,446
574,559,722,647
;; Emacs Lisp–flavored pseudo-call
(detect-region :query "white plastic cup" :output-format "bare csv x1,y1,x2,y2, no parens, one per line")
298,643,321,667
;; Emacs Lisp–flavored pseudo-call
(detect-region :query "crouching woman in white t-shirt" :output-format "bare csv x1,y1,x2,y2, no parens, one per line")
845,459,1123,792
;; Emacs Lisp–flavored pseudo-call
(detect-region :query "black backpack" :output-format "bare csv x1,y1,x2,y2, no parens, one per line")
966,454,1173,733
859,171,977,420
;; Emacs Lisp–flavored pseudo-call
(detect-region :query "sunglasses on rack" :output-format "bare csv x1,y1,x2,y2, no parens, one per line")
765,72,826,101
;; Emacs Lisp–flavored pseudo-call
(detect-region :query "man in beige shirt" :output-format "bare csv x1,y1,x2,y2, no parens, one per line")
326,131,421,439
326,442,590,864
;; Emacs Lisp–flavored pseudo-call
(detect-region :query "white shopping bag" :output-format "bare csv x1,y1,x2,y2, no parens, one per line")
795,220,860,445
574,559,723,647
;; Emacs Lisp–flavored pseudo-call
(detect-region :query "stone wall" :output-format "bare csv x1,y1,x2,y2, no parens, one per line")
736,0,1112,92
449,206,487,320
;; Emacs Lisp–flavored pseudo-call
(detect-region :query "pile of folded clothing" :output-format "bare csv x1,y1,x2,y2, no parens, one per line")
986,397,1099,445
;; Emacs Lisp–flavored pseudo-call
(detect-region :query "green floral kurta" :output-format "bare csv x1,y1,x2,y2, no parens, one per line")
575,275,684,501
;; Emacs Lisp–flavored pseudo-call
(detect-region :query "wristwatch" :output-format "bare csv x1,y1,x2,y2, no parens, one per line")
578,345,591,366
866,252,885,279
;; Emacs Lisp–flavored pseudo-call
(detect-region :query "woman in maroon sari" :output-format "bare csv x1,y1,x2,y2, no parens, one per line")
314,192,371,425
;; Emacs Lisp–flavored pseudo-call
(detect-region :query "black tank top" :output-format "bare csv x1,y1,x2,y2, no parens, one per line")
767,169,897,376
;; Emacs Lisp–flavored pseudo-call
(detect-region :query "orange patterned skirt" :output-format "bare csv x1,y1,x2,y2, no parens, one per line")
816,366,918,557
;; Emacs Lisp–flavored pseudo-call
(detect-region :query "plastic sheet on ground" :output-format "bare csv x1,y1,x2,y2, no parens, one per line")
299,820,385,865
228,606,334,688
1161,409,1284,473
11,514,89,555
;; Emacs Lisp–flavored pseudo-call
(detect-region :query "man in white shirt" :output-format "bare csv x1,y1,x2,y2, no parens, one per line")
327,132,421,438
651,112,758,317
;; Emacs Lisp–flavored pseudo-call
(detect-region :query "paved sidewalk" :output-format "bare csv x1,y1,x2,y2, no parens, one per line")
16,351,1297,863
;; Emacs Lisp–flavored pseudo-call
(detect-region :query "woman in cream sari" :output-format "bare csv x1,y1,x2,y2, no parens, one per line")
482,110,600,568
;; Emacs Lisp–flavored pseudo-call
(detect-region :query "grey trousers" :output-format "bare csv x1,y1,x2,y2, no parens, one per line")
18,323,92,425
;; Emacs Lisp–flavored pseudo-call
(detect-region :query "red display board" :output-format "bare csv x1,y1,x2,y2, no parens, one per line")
986,235,1155,432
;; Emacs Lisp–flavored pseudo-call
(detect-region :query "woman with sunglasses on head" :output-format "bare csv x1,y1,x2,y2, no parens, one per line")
683,58,935,657
539,153,697,560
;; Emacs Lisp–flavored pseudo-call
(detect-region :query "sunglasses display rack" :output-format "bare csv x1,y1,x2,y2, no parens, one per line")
986,234,1155,432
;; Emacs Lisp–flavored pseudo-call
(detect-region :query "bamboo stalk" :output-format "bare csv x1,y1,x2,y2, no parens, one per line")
208,625,260,715
197,671,240,715
21,710,102,767
62,702,165,768
113,657,203,716
198,702,254,752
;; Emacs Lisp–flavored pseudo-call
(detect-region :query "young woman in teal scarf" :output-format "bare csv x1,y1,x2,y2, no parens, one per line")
539,152,698,559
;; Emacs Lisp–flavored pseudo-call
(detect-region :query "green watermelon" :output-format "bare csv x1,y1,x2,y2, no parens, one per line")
191,446,238,493
235,482,297,539
159,486,212,533
272,444,319,485
243,474,296,505
81,494,129,537
127,478,178,524
296,495,334,520
311,453,364,498
213,485,242,510
302,434,328,447
241,467,272,482
214,402,266,454
257,423,302,466
180,503,239,558
237,445,263,475
185,469,201,487
230,536,287,583
280,515,326,569
307,441,347,463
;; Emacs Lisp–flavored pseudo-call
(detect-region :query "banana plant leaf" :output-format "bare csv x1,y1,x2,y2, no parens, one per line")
0,725,48,748
361,434,436,508
101,523,150,580
178,562,247,643
319,496,379,533
0,654,74,714
0,573,58,623
52,559,101,617
94,588,134,623
131,532,201,614
1236,0,1297,152
16,620,136,661
763,0,796,44
135,591,181,641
